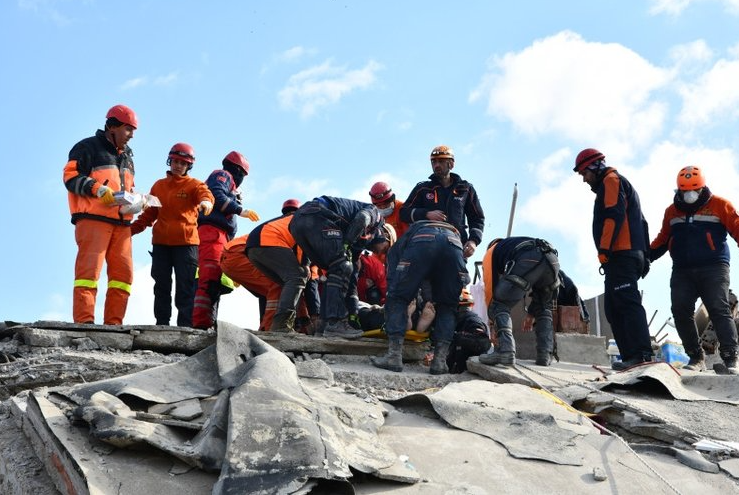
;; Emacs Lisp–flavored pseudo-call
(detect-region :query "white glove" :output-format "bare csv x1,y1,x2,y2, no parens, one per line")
199,200,213,215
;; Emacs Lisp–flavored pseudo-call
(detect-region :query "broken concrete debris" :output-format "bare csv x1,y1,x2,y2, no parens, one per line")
0,320,737,494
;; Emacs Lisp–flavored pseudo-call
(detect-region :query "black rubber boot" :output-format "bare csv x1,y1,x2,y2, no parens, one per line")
370,338,404,372
479,329,515,366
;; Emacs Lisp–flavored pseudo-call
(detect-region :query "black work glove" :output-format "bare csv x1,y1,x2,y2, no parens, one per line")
641,258,651,279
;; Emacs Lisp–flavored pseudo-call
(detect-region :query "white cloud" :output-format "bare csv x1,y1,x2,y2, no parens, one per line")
18,0,72,26
676,55,739,127
668,40,713,68
648,0,694,15
153,72,179,86
278,59,383,118
649,0,739,15
469,31,670,157
121,77,148,90
278,46,317,63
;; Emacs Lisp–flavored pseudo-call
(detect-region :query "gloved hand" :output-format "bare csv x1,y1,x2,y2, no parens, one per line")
198,200,213,215
239,209,260,221
641,258,651,279
97,185,116,206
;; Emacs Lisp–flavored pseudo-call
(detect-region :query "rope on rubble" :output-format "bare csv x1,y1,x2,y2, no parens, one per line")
513,362,684,495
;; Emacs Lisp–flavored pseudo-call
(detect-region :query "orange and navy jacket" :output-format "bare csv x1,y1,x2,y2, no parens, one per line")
591,168,649,258
383,199,410,239
245,214,305,264
400,172,484,245
130,172,214,246
63,129,135,226
650,192,739,268
198,169,244,240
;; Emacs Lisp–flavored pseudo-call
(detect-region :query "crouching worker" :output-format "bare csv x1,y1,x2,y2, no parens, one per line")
371,220,468,374
447,288,492,373
479,237,560,367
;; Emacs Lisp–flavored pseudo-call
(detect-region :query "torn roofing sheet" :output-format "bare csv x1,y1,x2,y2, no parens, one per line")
391,381,596,466
56,324,405,494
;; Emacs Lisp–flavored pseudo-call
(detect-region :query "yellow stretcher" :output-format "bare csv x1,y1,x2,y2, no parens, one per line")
361,328,431,342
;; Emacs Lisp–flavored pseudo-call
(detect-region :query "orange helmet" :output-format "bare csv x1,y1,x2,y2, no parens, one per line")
106,104,138,129
369,181,394,205
168,142,196,165
459,288,474,306
677,166,705,191
430,145,454,161
281,198,301,214
574,148,605,172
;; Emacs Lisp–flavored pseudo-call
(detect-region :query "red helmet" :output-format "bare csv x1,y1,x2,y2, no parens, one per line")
106,104,138,129
168,142,195,164
574,148,605,172
369,181,394,205
677,166,706,191
281,198,301,214
222,151,250,175
430,145,454,161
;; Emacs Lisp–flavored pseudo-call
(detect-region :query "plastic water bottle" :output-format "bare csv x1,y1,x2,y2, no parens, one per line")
606,339,620,364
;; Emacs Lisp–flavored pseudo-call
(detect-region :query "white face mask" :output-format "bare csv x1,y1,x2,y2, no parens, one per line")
378,204,395,217
683,190,700,204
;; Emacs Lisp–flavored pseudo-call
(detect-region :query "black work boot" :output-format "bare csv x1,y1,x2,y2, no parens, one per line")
684,348,706,371
479,329,516,366
535,351,552,366
324,319,363,339
370,338,404,372
723,353,738,375
430,341,451,375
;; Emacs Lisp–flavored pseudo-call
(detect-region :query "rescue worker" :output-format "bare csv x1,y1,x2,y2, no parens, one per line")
357,251,387,305
220,234,282,332
63,104,138,324
246,200,313,333
368,181,409,239
650,166,739,373
370,220,468,374
130,143,214,327
478,237,560,367
447,288,491,373
289,196,385,339
400,145,485,260
192,151,260,329
574,148,653,370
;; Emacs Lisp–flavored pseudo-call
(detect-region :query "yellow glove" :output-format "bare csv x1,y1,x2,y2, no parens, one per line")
198,200,213,215
240,209,260,221
96,185,116,206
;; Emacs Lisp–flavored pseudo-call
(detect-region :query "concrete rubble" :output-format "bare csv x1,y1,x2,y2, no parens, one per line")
0,320,737,494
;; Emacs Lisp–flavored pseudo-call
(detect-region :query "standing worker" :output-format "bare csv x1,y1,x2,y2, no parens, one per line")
574,148,653,370
478,237,560,367
370,220,468,374
400,145,485,260
650,166,739,373
130,143,214,327
62,104,138,325
192,151,260,329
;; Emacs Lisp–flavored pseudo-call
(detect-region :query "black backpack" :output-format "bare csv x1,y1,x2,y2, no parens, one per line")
447,311,492,373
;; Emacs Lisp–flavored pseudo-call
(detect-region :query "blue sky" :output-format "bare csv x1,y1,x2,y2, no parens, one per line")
3,1,739,341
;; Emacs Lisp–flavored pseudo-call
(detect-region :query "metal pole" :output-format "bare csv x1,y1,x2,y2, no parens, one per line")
506,183,518,238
